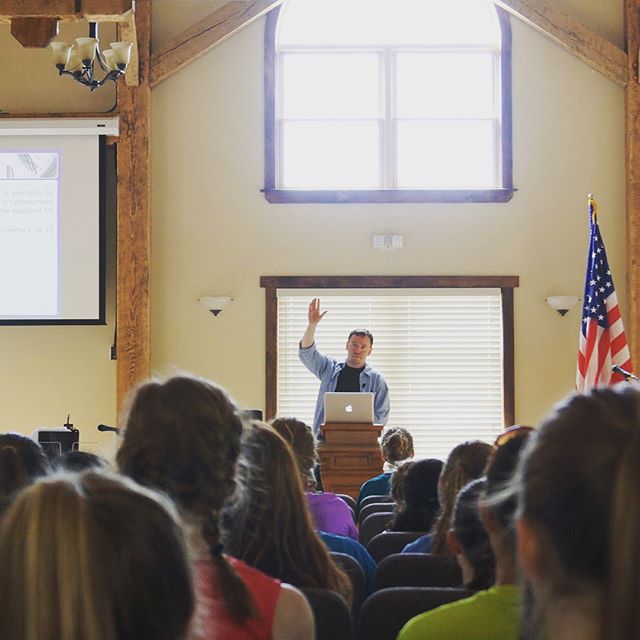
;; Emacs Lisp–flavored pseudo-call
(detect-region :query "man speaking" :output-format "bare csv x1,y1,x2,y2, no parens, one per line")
299,298,390,434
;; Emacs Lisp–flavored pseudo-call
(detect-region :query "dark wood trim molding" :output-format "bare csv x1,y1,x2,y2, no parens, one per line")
265,286,278,420
262,275,519,427
501,287,515,426
260,275,519,289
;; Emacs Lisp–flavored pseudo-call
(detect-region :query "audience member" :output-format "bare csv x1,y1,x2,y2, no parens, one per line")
517,386,640,640
117,374,314,640
0,470,194,640
51,450,110,472
271,416,358,539
0,432,49,514
388,458,443,532
356,427,413,508
398,432,529,640
271,416,376,591
222,421,352,605
403,440,492,554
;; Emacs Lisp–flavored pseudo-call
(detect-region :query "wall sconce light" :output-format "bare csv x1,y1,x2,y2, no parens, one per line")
50,22,132,91
198,296,233,316
546,296,580,316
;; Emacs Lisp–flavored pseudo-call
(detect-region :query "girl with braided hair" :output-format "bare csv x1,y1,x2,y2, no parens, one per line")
117,374,314,640
356,426,414,509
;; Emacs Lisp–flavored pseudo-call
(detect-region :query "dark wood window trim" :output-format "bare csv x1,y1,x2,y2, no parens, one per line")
263,7,514,205
261,275,518,426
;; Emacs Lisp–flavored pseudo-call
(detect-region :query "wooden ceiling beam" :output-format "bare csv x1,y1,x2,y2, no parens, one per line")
494,0,628,86
0,0,133,22
10,17,59,47
150,0,283,89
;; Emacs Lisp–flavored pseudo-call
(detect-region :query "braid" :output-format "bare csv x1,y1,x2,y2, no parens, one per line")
202,513,257,621
117,374,257,622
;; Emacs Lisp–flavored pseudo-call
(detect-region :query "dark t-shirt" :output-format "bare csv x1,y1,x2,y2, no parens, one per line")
336,365,365,392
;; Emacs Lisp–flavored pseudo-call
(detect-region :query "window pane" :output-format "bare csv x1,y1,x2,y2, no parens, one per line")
279,0,500,47
281,122,380,188
397,120,496,188
282,54,381,119
396,53,496,118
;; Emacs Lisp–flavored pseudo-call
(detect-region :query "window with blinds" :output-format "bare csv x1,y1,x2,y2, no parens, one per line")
277,291,504,460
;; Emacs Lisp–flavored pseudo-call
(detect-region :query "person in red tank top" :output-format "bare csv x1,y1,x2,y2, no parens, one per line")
117,374,314,640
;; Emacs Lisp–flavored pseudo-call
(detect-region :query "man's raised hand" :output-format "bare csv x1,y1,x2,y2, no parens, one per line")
308,298,328,326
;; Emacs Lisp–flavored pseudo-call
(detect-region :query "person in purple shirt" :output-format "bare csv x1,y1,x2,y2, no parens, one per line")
271,416,358,540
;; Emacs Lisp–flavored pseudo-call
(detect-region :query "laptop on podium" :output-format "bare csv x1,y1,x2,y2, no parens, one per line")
324,392,374,423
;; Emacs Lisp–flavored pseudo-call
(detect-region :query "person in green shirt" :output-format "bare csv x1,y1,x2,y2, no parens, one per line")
398,433,530,640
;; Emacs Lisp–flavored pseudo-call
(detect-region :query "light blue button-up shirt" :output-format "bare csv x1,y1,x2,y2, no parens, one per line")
299,342,390,434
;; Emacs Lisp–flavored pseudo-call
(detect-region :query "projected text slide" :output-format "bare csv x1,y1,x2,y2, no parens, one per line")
0,153,59,317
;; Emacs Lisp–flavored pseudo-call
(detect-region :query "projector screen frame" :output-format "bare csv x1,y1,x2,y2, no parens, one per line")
0,136,107,326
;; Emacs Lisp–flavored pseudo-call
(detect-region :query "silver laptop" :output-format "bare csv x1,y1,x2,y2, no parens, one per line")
324,392,374,423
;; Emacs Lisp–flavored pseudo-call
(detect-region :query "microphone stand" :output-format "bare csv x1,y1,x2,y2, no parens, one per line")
611,365,639,382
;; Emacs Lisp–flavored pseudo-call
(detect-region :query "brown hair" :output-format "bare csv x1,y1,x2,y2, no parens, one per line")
0,433,49,512
0,471,193,640
389,459,443,532
270,416,317,487
430,440,493,554
381,427,414,463
116,374,255,621
348,329,374,345
222,422,352,604
518,386,640,640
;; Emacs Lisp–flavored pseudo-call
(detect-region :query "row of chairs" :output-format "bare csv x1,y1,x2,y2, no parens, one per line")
331,552,463,631
302,585,473,640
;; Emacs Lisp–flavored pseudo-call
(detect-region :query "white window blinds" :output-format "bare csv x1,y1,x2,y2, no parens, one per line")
277,291,504,460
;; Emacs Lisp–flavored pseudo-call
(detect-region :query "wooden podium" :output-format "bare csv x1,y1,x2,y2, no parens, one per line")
318,422,383,499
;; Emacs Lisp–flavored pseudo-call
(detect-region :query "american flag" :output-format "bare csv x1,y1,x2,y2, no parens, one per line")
576,196,632,391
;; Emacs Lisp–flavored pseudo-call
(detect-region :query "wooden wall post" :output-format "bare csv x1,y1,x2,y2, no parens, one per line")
626,0,640,367
116,0,151,414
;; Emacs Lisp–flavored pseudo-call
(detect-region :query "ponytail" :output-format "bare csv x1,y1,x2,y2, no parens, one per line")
202,514,257,622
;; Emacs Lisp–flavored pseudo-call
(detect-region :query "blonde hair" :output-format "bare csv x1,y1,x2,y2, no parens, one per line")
430,440,493,554
0,471,194,640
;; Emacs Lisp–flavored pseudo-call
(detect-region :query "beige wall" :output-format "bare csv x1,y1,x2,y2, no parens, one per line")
0,2,627,443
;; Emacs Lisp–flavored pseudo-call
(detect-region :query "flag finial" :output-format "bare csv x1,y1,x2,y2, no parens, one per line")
588,194,598,224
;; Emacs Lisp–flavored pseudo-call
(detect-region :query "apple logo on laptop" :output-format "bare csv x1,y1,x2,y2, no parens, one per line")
345,404,353,413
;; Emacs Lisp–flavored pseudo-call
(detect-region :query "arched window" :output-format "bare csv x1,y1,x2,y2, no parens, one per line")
264,0,513,203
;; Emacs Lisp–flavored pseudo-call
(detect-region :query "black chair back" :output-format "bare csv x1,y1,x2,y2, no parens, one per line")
366,531,425,562
300,587,352,640
358,501,395,525
359,587,474,640
330,552,366,617
374,553,462,590
359,512,393,546
337,493,357,512
359,494,392,511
